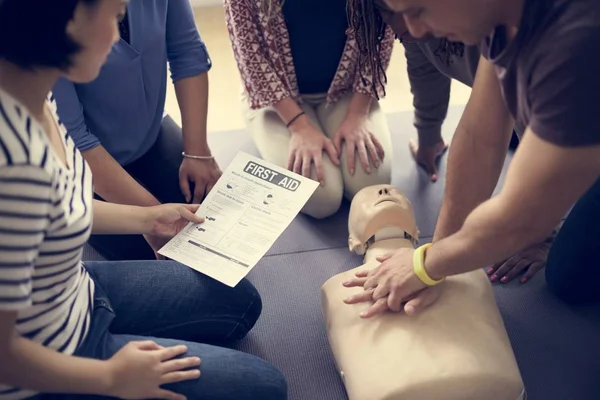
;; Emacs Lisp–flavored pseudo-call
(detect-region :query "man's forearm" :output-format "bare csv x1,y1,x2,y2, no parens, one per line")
82,146,159,207
433,125,508,241
426,196,554,279
174,73,211,155
0,335,112,396
91,200,153,235
433,56,514,242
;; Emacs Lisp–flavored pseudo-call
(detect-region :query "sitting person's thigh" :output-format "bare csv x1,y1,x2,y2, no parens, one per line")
316,94,393,200
84,260,262,345
546,177,600,305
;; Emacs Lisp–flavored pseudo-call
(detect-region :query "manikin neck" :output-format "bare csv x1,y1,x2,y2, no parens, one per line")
363,227,415,264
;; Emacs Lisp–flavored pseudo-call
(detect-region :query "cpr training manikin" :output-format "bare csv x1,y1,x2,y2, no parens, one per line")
321,184,526,400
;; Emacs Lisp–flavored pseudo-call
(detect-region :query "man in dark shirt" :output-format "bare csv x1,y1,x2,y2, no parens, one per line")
344,0,600,315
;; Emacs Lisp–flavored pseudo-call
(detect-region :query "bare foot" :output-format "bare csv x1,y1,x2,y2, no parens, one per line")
408,139,448,182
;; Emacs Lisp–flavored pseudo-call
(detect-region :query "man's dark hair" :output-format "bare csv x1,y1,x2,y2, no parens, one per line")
0,0,101,70
346,0,388,99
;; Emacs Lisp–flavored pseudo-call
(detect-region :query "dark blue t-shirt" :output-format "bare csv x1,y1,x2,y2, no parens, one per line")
282,0,349,94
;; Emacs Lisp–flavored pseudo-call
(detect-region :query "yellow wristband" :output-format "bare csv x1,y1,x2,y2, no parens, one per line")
413,243,444,286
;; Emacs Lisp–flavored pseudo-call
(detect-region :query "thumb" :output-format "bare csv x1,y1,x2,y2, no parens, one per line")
179,206,204,224
376,253,392,262
427,162,438,182
404,287,442,316
179,174,191,204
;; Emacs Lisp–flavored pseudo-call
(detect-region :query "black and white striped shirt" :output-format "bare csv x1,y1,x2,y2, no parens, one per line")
0,89,94,400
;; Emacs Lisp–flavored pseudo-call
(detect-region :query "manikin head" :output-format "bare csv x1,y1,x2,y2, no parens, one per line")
348,184,419,255
379,0,515,45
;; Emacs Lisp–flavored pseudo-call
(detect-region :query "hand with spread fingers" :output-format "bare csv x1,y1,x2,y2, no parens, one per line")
487,240,550,284
333,113,385,176
342,247,443,318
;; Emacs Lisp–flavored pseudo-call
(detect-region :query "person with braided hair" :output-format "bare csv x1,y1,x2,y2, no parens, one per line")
348,0,520,183
224,0,395,219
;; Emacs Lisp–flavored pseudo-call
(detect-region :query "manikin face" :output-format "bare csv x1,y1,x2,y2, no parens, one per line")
381,0,503,45
63,0,127,83
348,185,418,253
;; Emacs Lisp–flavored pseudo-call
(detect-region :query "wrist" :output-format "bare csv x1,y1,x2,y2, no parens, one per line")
347,92,372,118
136,206,156,235
183,141,211,157
96,360,117,396
288,113,311,133
422,244,445,281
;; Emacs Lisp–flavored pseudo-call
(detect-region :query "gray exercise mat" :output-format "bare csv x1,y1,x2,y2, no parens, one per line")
236,246,600,400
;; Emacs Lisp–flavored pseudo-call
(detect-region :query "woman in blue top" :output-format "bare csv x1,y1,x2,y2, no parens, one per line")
52,0,222,262
0,0,287,399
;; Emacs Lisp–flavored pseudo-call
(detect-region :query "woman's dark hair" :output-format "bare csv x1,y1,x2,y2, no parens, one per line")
0,0,101,70
346,0,388,99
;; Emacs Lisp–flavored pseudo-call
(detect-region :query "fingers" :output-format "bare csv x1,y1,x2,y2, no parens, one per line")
157,344,190,362
179,175,192,204
372,135,385,160
354,270,369,278
356,140,371,174
154,388,187,400
342,276,368,288
499,259,531,283
312,154,325,184
387,286,404,312
344,289,374,304
521,261,545,283
372,279,390,301
365,136,380,169
292,154,303,176
160,356,201,374
408,139,438,182
324,139,340,166
490,257,518,282
287,153,295,172
192,183,206,204
161,369,201,386
404,286,442,316
360,298,388,318
346,140,356,175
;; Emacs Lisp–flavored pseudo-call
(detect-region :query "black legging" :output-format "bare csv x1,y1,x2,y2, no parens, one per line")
545,176,600,305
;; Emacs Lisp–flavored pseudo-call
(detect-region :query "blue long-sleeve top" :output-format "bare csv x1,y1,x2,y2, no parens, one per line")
53,0,212,165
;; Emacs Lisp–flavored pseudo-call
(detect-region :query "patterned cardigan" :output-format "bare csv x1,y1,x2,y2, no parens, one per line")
223,0,396,110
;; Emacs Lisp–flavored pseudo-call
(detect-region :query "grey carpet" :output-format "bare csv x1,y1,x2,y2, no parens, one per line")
82,106,600,399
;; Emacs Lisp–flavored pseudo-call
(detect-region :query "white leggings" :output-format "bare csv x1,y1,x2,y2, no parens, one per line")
243,93,393,219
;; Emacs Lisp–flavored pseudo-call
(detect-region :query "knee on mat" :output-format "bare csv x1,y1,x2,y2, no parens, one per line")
545,260,595,305
227,279,263,341
243,362,288,400
301,183,343,219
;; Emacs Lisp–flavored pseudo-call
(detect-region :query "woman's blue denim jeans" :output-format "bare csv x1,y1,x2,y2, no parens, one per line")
40,260,287,399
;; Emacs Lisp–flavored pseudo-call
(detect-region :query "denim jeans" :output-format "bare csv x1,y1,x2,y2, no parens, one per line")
545,176,600,305
40,260,287,400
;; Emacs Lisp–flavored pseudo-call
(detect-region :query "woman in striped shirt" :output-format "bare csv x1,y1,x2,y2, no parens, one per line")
0,1,287,399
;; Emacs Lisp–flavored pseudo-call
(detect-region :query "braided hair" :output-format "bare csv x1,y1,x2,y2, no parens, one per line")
346,0,388,99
